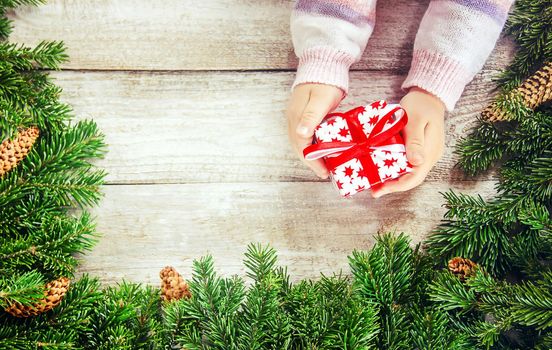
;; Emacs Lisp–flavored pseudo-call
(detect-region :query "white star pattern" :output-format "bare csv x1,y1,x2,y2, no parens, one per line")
314,116,353,143
314,101,412,197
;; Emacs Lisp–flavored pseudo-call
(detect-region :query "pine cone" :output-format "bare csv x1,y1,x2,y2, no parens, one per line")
0,126,40,176
160,266,191,302
4,277,70,318
519,61,552,110
448,257,478,280
482,61,552,122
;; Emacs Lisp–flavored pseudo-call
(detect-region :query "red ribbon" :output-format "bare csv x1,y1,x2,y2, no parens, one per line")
303,105,408,187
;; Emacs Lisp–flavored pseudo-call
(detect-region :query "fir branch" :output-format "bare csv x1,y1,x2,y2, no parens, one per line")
0,40,71,140
503,111,552,158
237,273,284,349
349,233,414,306
0,120,107,209
0,11,11,40
426,191,514,275
0,213,99,278
321,292,379,349
429,272,477,311
0,41,67,71
78,283,138,349
0,270,44,308
0,275,101,349
0,0,46,42
243,243,278,284
440,191,491,221
0,0,46,9
0,191,66,237
239,244,289,349
79,281,165,349
349,233,415,349
162,299,194,348
178,255,245,349
508,282,552,330
535,332,552,350
498,152,552,201
455,119,505,175
410,308,475,350
500,0,552,88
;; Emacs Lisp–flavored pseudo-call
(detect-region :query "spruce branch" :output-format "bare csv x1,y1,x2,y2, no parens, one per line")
0,0,46,9
429,272,477,312
177,255,245,349
349,233,415,349
0,275,101,349
426,191,514,274
500,0,552,88
0,120,107,209
535,332,552,350
0,41,71,140
243,243,278,284
410,308,475,350
0,213,99,279
455,119,505,175
0,270,44,308
0,41,67,71
508,282,552,330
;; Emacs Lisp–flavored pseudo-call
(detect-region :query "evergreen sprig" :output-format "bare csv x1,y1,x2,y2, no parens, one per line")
499,0,552,89
0,0,46,39
0,271,44,308
430,268,552,349
0,0,106,333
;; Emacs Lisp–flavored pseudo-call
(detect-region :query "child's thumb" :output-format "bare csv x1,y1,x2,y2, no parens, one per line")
405,123,425,166
296,97,332,138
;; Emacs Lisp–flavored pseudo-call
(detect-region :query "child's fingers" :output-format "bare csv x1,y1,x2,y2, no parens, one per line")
295,135,329,179
306,159,330,179
370,171,425,198
286,84,341,179
372,119,444,197
403,120,426,166
296,88,337,138
371,160,433,197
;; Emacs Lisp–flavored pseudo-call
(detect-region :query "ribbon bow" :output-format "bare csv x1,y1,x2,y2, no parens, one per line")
303,103,408,187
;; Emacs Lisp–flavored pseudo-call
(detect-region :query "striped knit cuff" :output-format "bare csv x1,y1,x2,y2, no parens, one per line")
293,46,356,96
402,50,474,111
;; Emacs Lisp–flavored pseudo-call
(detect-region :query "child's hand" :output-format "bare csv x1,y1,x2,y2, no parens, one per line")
286,83,343,179
372,87,445,198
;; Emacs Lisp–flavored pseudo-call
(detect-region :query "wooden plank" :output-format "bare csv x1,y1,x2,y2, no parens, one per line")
55,69,499,185
76,180,496,285
7,0,514,71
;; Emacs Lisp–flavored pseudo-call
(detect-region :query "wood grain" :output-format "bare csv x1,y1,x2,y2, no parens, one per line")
54,69,499,185
7,0,515,71
76,180,496,285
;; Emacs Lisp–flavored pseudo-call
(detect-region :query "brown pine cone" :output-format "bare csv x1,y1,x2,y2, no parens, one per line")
0,126,40,176
482,62,552,122
160,266,191,302
448,257,478,280
519,61,552,110
5,277,70,318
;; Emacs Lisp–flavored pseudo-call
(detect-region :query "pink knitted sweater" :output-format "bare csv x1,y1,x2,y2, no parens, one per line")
291,0,515,111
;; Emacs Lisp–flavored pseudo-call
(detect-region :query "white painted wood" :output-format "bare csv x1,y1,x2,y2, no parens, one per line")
54,69,500,185
76,180,497,285
7,0,514,71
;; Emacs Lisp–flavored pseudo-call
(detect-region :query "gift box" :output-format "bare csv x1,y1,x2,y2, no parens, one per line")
303,100,412,197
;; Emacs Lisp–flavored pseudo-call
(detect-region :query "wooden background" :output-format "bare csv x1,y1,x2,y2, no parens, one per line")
8,0,514,285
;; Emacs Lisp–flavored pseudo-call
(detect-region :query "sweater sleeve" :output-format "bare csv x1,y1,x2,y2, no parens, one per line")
291,0,378,95
402,0,515,111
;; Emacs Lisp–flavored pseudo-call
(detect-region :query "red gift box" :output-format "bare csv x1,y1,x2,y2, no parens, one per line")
303,100,412,197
